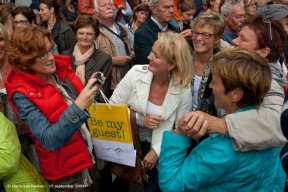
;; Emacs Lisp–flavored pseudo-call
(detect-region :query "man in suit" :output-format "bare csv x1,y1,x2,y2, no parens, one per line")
134,0,180,64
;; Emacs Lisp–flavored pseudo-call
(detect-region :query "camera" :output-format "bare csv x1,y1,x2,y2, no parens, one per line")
93,72,103,86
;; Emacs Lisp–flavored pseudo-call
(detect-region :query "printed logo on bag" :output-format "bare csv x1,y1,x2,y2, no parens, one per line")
87,103,132,143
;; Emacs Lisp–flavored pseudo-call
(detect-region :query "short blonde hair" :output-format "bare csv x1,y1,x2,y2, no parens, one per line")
157,31,193,87
193,11,225,40
211,47,271,108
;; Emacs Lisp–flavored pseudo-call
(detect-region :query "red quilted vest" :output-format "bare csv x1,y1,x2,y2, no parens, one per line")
5,55,94,181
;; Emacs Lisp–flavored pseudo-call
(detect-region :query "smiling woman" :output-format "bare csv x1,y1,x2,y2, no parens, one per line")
62,15,112,100
191,11,224,114
110,31,193,192
158,47,285,192
5,26,105,192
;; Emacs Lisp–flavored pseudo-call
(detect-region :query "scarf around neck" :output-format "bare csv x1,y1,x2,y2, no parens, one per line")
73,42,95,85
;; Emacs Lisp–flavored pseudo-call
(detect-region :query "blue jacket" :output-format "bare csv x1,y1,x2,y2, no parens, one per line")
159,131,286,191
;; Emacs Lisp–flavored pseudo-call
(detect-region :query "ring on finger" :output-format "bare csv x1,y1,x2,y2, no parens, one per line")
185,126,189,130
91,88,95,92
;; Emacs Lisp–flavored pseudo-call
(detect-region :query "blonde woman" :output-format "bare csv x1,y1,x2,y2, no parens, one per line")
110,31,193,192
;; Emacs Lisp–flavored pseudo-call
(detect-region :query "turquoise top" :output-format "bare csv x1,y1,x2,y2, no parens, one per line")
158,106,286,191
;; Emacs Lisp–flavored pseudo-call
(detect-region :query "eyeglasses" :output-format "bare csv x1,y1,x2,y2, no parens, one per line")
191,30,215,39
13,20,29,26
244,2,258,8
77,31,96,37
38,47,54,60
263,20,272,47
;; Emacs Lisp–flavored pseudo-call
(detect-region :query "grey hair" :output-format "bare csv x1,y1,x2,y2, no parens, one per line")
149,0,159,7
94,0,114,12
221,0,244,16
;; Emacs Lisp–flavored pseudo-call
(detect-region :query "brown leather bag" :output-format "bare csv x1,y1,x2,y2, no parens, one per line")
108,109,148,184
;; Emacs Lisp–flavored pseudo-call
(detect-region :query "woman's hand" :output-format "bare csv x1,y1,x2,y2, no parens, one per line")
143,115,164,129
175,111,208,138
143,148,158,170
74,72,105,110
180,29,192,40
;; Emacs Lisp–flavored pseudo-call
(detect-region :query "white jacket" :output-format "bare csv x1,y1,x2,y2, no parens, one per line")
110,65,192,156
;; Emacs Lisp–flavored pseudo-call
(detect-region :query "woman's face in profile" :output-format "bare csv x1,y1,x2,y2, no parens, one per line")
231,26,258,51
39,3,53,22
209,74,234,113
147,40,174,75
31,37,56,80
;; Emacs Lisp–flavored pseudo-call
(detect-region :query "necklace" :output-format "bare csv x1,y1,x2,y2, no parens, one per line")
47,18,56,32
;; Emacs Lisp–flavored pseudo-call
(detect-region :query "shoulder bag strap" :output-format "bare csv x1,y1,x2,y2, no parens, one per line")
99,23,130,56
129,109,143,158
65,77,78,97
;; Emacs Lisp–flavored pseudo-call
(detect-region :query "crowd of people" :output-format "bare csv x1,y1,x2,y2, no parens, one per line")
0,0,288,191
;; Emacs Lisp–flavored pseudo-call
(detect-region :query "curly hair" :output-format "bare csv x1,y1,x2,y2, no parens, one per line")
7,26,54,74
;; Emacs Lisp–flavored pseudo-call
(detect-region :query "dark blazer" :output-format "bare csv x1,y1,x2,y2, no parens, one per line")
62,45,112,99
134,16,180,64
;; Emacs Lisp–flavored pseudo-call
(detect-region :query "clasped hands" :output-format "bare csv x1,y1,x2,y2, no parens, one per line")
176,111,227,138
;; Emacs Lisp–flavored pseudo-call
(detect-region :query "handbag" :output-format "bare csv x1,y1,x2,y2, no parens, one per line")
108,109,148,184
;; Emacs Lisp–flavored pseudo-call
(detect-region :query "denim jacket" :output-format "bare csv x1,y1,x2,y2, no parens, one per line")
13,73,89,151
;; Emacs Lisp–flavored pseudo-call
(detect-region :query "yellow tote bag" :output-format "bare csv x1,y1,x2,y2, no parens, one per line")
87,103,136,167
